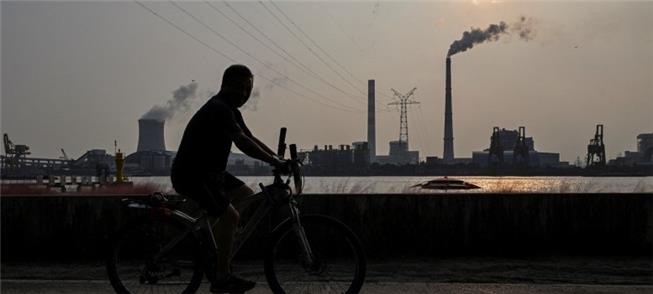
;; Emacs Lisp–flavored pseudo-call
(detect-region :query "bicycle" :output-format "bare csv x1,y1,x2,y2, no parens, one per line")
106,128,367,293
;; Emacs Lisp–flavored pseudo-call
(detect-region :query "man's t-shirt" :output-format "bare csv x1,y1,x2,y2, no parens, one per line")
172,92,252,173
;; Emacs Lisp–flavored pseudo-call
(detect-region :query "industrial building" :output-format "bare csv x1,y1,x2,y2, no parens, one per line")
471,127,563,168
352,142,371,166
1,133,116,178
609,133,653,166
306,143,370,168
375,140,419,165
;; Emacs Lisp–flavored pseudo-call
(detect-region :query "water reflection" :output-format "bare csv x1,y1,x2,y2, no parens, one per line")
133,176,653,194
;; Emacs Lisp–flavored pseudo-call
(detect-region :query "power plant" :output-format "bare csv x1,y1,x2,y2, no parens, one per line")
2,64,650,178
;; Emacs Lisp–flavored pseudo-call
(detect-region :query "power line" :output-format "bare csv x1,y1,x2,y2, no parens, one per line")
134,1,357,113
316,2,365,55
227,1,393,104
222,1,315,80
258,1,368,103
272,1,397,103
270,1,367,87
221,0,362,103
169,1,362,111
134,1,237,63
204,1,365,107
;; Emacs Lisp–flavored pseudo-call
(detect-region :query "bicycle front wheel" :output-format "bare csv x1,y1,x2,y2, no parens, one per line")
264,215,366,294
106,216,204,294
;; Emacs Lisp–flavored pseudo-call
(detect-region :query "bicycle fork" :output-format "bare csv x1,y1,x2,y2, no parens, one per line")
289,202,317,268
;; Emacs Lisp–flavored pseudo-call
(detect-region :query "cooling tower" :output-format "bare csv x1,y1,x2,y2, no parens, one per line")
137,119,166,152
368,79,376,162
443,57,454,163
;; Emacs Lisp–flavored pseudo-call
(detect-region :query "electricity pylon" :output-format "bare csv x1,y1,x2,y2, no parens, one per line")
388,87,419,146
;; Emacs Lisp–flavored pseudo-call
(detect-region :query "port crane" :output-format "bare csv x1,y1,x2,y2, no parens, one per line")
3,133,31,167
586,124,606,167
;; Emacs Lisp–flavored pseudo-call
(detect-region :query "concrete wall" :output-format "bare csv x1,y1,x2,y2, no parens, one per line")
2,193,651,261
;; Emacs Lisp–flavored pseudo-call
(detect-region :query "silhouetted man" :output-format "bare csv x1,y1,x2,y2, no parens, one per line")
171,64,285,293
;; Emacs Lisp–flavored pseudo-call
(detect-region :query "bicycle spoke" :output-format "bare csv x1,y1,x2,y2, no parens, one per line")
266,215,365,293
107,218,203,294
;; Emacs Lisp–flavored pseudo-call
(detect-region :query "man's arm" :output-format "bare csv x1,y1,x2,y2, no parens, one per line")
249,135,277,156
231,132,281,165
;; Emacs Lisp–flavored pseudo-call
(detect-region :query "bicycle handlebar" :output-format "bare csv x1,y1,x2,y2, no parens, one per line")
289,144,298,160
277,127,287,158
273,128,303,195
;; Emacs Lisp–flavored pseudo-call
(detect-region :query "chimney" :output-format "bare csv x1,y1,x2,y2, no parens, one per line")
368,79,376,162
443,57,455,163
137,119,166,152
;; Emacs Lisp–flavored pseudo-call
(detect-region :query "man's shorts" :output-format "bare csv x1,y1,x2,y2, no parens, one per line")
170,170,245,217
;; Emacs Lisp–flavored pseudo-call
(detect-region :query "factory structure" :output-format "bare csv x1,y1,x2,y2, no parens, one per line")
301,79,420,168
1,133,116,179
609,133,653,167
123,119,175,175
470,127,563,168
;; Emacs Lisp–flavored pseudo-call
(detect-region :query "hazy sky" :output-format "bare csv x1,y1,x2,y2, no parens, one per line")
2,0,652,163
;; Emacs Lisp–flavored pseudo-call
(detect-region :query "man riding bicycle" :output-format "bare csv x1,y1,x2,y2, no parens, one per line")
171,64,286,293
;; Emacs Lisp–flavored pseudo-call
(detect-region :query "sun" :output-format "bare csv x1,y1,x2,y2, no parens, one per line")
471,0,502,5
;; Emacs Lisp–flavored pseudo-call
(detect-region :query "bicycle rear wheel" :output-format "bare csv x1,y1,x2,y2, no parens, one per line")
264,215,366,294
106,216,204,294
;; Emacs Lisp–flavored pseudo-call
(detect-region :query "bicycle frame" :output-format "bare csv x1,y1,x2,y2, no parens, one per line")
140,180,308,267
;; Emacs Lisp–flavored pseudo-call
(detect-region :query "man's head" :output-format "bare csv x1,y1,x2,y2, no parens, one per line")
221,64,253,108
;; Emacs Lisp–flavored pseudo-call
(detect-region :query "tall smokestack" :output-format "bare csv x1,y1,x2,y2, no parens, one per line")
368,79,376,162
443,58,454,163
137,119,166,152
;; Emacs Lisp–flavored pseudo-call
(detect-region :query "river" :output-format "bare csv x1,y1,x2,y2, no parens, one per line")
132,176,653,194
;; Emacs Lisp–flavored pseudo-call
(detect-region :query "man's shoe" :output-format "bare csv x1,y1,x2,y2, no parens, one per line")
210,274,256,293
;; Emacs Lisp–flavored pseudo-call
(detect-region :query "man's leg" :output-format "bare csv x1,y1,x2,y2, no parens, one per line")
213,184,255,276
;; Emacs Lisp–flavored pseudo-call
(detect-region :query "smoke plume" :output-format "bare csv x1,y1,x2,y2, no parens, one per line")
142,81,198,121
240,76,289,111
447,16,536,57
241,87,261,111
